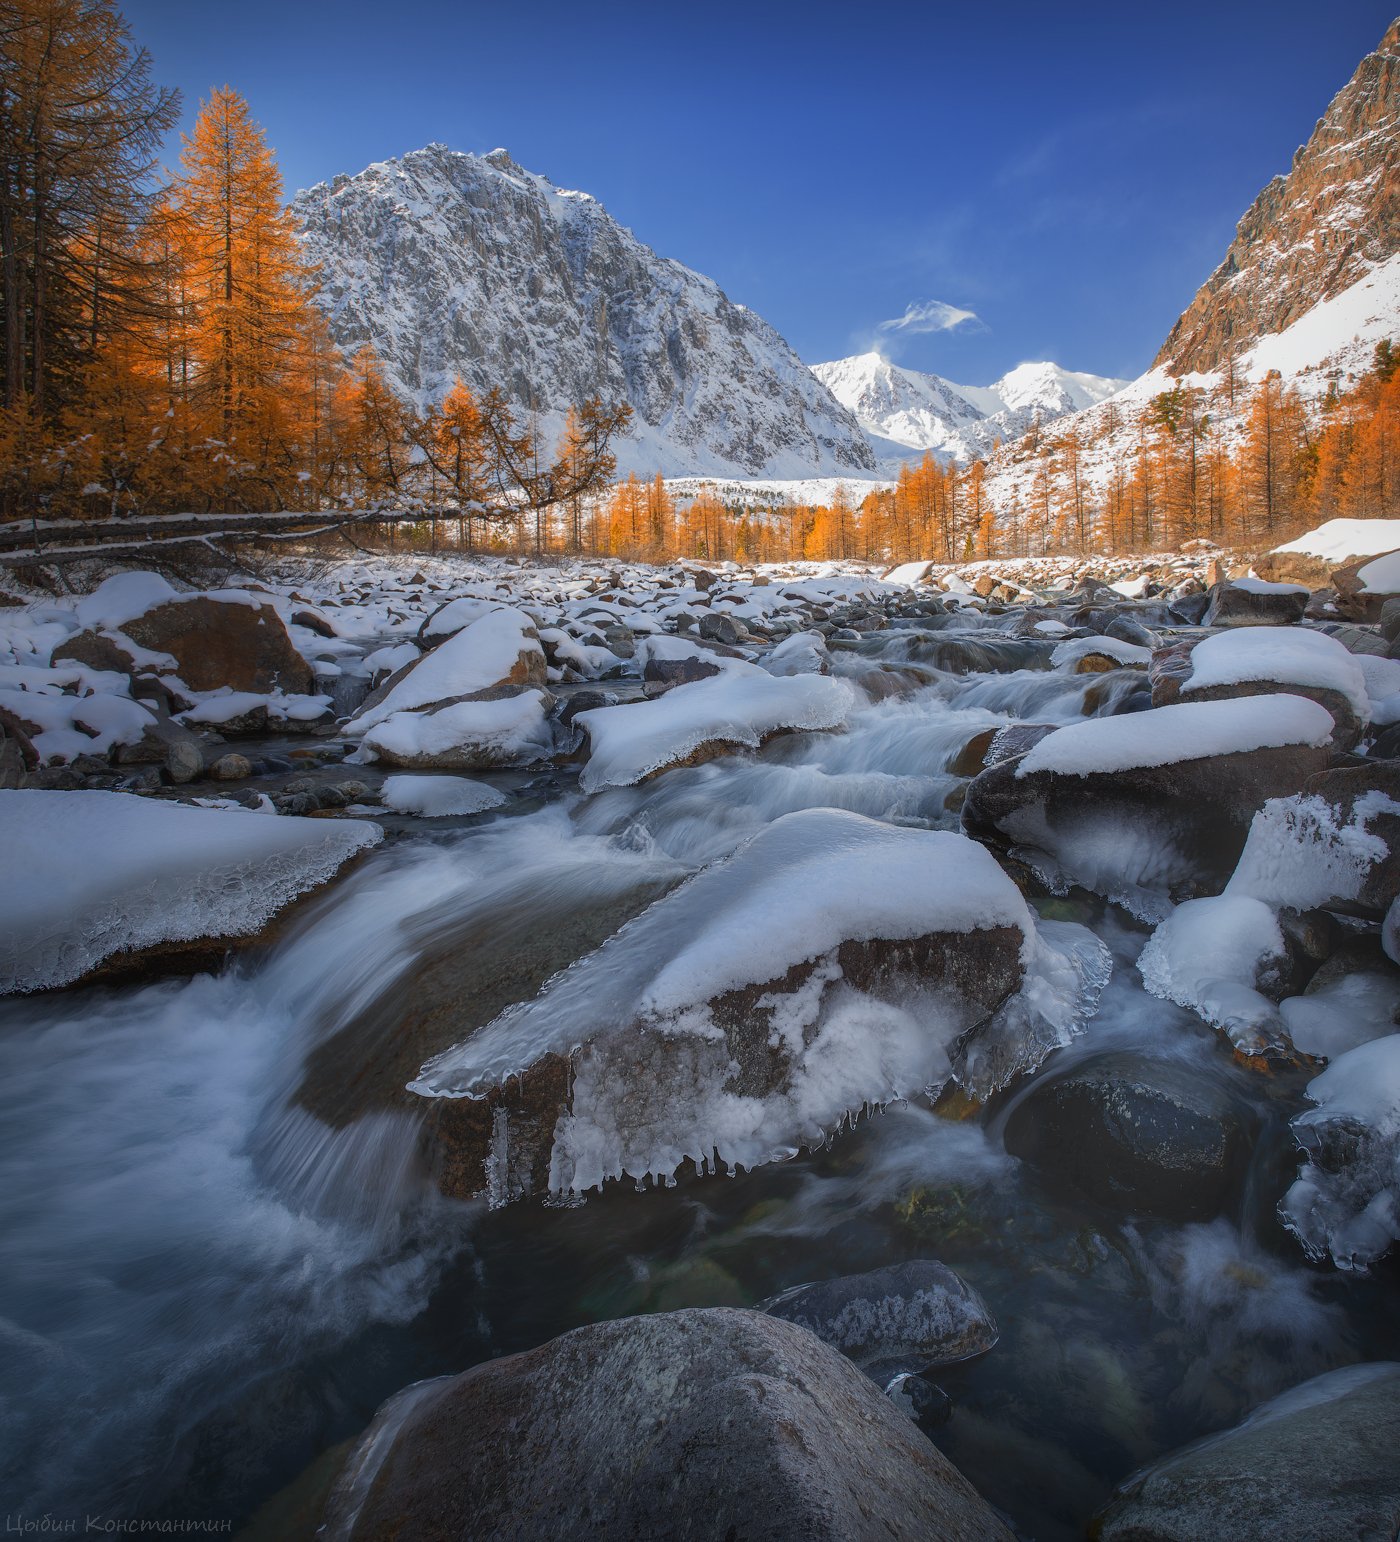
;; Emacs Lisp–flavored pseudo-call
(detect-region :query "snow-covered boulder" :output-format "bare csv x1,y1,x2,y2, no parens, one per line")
575,672,855,792
356,689,555,770
0,789,381,994
1149,627,1370,748
1257,517,1400,589
1331,548,1400,623
1202,577,1309,628
410,811,1039,1202
379,773,507,817
1094,1363,1400,1541
345,606,545,735
1049,635,1152,674
320,1309,1014,1542
961,696,1336,920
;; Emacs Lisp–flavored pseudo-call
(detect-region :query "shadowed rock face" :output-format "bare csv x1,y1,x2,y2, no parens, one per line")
320,1308,1015,1542
1153,18,1400,376
1093,1362,1400,1542
1004,1052,1256,1221
962,741,1332,903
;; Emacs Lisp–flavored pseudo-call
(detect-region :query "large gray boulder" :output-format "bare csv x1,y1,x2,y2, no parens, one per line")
1093,1362,1400,1541
321,1308,1014,1542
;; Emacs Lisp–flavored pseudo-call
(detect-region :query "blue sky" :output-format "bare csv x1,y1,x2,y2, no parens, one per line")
123,0,1395,386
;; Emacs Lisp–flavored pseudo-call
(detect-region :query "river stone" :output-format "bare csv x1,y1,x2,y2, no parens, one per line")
962,738,1330,903
1148,637,1364,750
1003,1052,1254,1220
320,1308,1014,1542
1092,1362,1400,1542
764,1260,998,1380
642,654,721,687
1332,552,1400,624
1202,581,1308,628
699,610,742,645
121,595,313,694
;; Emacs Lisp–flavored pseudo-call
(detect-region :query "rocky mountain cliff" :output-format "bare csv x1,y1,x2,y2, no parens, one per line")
1155,18,1400,376
292,145,876,480
812,352,1126,468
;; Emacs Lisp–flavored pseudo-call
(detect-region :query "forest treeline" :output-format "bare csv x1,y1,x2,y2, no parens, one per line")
2,0,1395,564
0,0,629,533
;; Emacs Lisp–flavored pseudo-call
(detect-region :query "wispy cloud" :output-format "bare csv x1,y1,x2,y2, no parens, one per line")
877,299,981,336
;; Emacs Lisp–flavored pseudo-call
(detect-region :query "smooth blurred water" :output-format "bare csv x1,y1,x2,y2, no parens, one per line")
1,638,1396,1538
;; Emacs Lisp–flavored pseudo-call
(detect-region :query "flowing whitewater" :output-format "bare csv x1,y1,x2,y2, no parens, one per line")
3,559,1399,1539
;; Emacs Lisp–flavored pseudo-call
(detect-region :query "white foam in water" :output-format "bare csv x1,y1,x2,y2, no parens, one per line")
0,790,382,993
576,673,857,792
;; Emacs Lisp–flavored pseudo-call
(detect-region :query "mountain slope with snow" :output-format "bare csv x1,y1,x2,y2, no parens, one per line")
1156,17,1399,376
978,19,1400,515
292,145,877,482
811,352,1126,468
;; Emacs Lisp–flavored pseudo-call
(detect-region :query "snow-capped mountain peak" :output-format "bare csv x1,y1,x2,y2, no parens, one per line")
810,351,1127,469
293,144,876,480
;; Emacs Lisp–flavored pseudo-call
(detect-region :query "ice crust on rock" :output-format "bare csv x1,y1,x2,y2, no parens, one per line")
379,774,508,817
0,789,382,993
576,673,857,792
1138,791,1396,1054
414,809,1036,1100
1281,1033,1400,1269
1016,696,1336,779
405,810,1086,1196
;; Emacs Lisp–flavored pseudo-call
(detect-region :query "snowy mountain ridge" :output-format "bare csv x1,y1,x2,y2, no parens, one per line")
292,144,877,481
811,352,1128,470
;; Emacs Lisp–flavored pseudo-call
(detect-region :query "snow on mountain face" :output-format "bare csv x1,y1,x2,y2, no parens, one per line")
811,351,1126,468
1155,18,1400,377
292,145,876,480
976,19,1400,514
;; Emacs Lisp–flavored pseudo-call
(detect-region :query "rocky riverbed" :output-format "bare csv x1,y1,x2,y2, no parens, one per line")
2,544,1399,1539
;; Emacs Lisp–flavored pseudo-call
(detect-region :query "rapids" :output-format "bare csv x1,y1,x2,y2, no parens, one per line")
2,615,1396,1539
